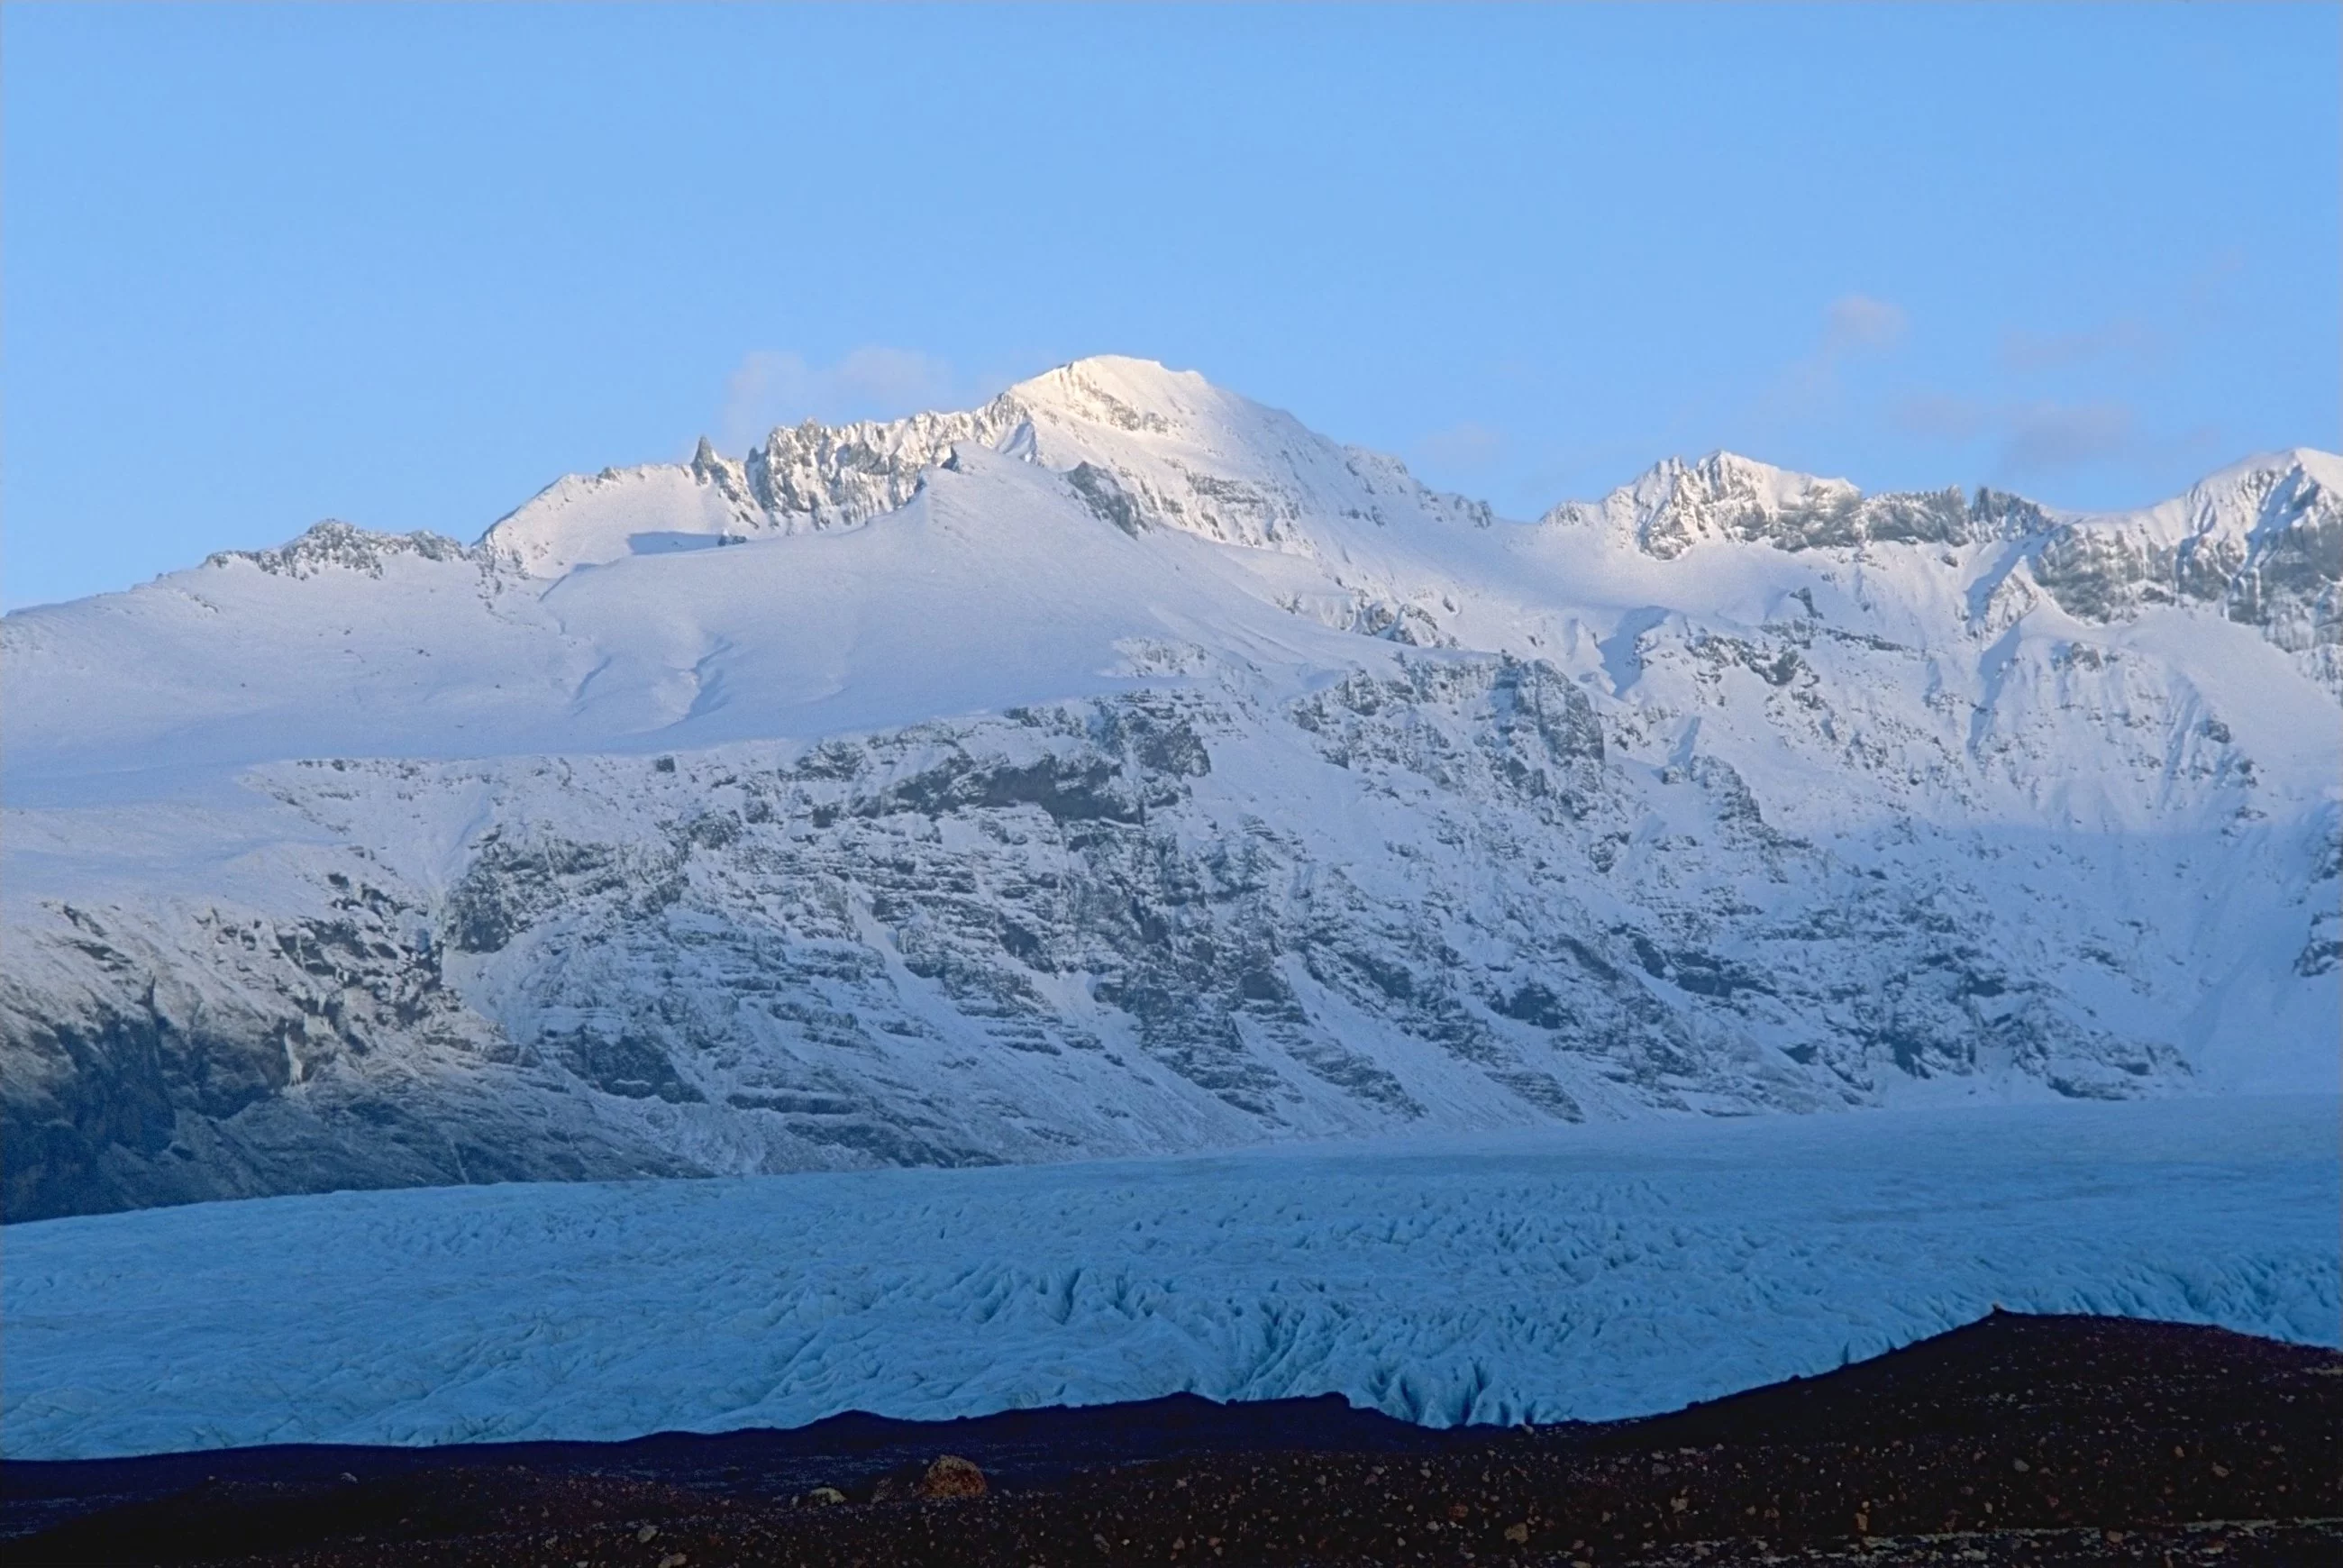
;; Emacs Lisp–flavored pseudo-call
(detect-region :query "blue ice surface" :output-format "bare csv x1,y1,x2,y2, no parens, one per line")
5,1094,2336,1460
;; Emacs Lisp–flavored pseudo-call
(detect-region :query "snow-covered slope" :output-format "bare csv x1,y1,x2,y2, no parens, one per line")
5,357,2337,1222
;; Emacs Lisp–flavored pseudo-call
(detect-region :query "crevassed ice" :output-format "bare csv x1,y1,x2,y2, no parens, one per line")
5,1095,2333,1461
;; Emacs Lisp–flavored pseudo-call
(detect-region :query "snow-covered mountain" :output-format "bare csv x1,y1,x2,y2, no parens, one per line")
5,356,2337,1222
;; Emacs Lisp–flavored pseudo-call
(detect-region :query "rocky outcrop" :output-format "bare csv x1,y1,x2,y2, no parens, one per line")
2029,455,2340,668
205,519,486,580
0,886,691,1223
5,360,2333,1223
1552,449,2340,689
3,650,2225,1221
1541,454,2040,559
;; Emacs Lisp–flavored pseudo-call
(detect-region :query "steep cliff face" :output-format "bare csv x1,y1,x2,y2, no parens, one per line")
2028,454,2341,681
5,359,2336,1221
0,878,698,1223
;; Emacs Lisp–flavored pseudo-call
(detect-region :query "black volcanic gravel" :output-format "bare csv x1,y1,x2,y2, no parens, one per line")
7,1312,2338,1567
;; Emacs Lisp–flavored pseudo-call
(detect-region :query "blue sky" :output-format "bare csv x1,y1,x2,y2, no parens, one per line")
5,3,2336,609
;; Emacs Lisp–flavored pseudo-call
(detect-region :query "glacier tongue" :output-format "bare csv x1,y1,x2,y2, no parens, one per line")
6,1095,2335,1458
2,356,2337,1223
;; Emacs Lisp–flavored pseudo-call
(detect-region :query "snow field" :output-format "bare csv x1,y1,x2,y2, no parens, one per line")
5,1094,2334,1461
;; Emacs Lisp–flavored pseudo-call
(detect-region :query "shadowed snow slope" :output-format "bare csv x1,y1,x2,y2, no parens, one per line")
3,357,2338,1221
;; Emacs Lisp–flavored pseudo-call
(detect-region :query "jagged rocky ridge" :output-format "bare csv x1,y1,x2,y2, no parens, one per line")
1546,451,2341,684
4,357,2337,1221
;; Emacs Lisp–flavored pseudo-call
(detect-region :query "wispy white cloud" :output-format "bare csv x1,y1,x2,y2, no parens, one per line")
1765,293,1911,417
1757,256,2254,496
1892,390,2142,479
1821,294,1908,354
1416,420,1507,472
1998,319,2157,374
1891,391,1990,442
716,347,975,453
1994,251,2242,380
1999,400,2135,476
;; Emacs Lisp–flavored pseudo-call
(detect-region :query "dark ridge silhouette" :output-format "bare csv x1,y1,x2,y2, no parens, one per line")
7,1311,2338,1566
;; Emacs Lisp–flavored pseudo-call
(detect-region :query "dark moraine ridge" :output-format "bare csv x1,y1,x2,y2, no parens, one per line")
6,1313,2338,1566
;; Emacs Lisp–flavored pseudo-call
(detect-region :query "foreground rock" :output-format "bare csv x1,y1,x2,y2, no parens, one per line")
7,1312,2338,1565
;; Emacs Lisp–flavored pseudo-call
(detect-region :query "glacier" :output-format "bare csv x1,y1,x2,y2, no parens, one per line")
4,1093,2333,1460
3,356,2338,1223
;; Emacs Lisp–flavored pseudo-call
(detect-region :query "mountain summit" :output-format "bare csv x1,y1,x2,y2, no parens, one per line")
481,355,1489,579
3,359,2336,1221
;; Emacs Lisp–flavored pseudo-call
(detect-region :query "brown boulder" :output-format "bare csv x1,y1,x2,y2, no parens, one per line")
916,1454,988,1500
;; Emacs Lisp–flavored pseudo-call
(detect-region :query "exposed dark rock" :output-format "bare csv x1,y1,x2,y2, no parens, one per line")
10,1314,2335,1567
